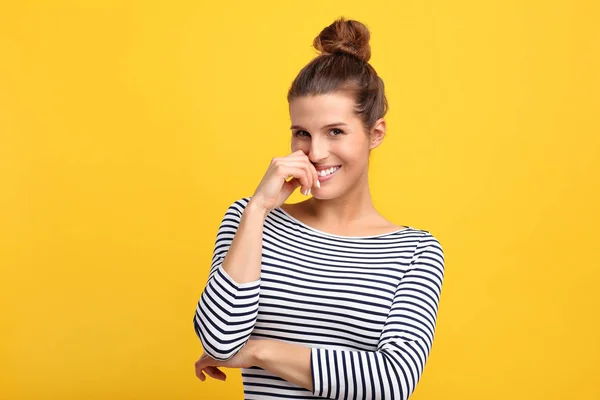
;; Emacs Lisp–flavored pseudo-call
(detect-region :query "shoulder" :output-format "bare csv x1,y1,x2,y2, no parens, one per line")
414,230,443,252
409,229,445,270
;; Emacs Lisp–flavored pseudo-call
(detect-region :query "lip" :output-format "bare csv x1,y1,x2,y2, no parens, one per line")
314,164,342,172
316,166,341,182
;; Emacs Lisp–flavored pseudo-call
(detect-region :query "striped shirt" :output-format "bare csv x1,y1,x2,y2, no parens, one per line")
194,197,445,400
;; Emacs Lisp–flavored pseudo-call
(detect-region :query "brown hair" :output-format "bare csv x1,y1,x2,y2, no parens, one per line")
287,17,388,133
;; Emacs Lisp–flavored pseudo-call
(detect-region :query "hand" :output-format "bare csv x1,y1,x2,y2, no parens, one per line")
194,341,259,382
250,150,319,212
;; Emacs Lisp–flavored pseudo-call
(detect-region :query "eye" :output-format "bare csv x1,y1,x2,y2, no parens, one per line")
293,130,310,138
329,128,344,136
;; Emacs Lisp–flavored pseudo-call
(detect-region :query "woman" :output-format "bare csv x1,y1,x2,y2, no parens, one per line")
193,17,445,400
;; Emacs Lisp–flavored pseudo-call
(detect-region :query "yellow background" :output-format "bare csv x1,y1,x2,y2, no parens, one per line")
1,0,599,399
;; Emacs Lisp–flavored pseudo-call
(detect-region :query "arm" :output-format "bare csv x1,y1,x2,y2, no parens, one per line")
194,151,318,362
254,233,445,400
193,198,267,361
253,340,313,391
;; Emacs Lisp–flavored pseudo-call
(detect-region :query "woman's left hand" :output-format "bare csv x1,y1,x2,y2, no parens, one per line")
194,341,260,382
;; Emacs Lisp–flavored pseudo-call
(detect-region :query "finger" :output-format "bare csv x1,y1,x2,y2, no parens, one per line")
294,158,316,191
286,152,309,159
302,162,315,191
285,154,319,189
194,354,214,381
194,356,210,369
275,161,314,191
281,177,302,198
285,177,302,190
272,151,306,166
204,366,227,381
272,165,312,195
195,355,207,365
309,162,319,188
195,366,206,381
294,167,313,196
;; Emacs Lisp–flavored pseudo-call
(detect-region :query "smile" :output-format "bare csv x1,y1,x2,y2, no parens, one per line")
317,166,341,182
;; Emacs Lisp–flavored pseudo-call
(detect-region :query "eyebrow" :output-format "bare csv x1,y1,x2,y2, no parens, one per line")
290,122,348,130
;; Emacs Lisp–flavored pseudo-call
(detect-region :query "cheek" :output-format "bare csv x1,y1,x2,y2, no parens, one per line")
337,140,369,166
291,139,306,153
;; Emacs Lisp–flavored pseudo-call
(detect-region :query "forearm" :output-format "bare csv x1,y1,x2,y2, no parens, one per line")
194,200,266,359
253,340,313,392
221,199,267,283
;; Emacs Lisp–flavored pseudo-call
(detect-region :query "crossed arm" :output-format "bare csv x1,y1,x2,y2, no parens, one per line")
193,200,445,399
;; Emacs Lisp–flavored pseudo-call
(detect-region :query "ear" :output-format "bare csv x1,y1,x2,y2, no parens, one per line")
369,118,386,150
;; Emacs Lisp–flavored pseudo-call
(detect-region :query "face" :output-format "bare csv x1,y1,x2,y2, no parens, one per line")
289,92,385,200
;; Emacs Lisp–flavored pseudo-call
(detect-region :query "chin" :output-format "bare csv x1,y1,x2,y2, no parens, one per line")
312,186,344,201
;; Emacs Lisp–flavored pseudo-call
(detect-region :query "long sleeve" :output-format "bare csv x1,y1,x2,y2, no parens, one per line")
310,232,445,400
193,200,261,361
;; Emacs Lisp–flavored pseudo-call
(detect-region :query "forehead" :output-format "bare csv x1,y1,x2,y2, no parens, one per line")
289,93,357,125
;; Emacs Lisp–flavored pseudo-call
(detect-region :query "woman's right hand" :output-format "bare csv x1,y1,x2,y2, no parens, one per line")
250,150,319,213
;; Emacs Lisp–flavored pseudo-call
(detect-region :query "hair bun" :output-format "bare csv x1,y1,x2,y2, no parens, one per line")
313,17,371,63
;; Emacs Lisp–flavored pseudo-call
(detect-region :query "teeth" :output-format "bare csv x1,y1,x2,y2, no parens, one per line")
318,167,339,177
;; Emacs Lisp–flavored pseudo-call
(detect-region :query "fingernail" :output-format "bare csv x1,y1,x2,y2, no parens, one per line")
308,189,311,196
316,180,321,188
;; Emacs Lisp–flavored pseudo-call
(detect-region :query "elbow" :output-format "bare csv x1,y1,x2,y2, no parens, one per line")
193,311,251,361
395,386,416,400
199,338,246,362
382,381,417,400
380,349,426,400
192,282,259,360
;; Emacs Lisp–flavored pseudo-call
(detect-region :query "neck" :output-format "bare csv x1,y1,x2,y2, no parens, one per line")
309,171,376,225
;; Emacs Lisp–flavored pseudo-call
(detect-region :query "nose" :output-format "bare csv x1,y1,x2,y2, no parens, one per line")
308,136,328,163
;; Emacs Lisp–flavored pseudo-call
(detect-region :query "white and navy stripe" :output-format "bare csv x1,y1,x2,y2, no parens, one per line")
194,197,445,400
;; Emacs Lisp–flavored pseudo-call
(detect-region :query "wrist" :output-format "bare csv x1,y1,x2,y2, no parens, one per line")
246,197,270,218
249,339,270,368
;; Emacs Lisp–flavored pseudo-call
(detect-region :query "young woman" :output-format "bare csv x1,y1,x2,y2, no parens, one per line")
193,17,445,400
